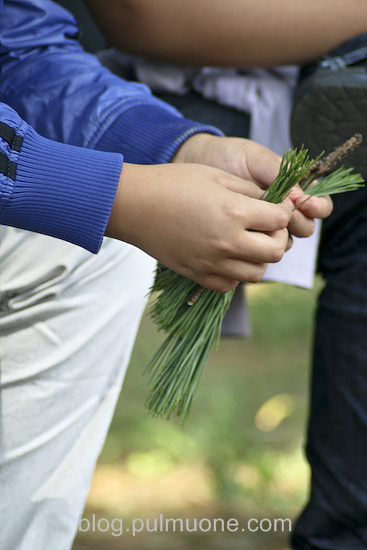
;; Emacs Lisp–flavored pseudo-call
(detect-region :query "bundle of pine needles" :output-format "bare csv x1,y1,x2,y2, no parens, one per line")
145,136,365,424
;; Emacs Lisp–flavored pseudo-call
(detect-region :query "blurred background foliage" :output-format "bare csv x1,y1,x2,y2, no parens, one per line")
73,278,324,550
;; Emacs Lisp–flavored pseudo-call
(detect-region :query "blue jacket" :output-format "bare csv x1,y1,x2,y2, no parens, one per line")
0,0,220,252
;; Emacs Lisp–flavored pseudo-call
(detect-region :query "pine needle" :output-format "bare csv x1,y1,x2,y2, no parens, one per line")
145,139,365,424
261,145,319,203
304,166,364,197
146,272,235,421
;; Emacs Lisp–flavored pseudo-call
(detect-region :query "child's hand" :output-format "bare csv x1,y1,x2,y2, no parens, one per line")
174,133,333,238
106,162,292,292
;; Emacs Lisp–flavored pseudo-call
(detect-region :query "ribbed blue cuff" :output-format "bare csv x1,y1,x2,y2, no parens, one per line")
94,102,223,163
0,126,123,253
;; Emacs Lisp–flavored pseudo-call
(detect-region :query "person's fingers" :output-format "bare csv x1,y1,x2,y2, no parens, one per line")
198,262,267,292
173,134,282,189
293,194,334,219
200,227,288,285
242,197,291,231
239,139,282,187
286,204,316,238
288,185,334,218
199,226,293,291
226,227,289,265
195,274,240,294
222,176,264,198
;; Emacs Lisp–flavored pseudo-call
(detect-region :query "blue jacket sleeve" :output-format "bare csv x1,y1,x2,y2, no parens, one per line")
0,0,224,252
0,102,122,253
0,0,222,162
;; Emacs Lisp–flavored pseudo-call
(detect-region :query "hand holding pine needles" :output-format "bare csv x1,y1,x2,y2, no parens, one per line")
145,137,364,424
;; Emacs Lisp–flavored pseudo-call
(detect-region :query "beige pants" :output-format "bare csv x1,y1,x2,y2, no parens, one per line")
0,227,155,550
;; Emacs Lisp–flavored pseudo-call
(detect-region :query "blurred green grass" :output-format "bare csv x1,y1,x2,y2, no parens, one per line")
74,279,323,550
